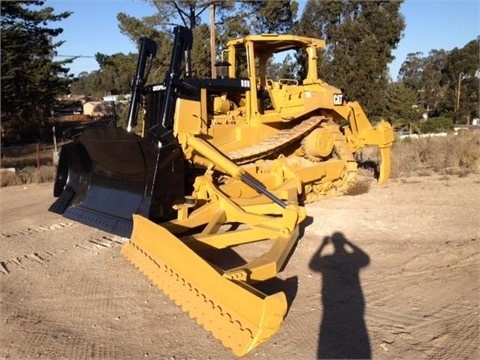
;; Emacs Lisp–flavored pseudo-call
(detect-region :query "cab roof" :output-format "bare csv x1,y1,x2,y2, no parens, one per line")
227,34,326,54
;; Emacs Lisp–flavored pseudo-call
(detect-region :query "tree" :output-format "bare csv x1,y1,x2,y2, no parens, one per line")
398,39,479,123
267,54,297,80
296,0,405,119
116,1,299,78
398,52,425,92
117,4,217,78
1,1,74,144
219,1,298,34
385,82,421,134
421,49,449,114
95,52,138,95
399,50,449,114
124,1,298,35
116,12,174,81
140,0,217,30
442,39,479,124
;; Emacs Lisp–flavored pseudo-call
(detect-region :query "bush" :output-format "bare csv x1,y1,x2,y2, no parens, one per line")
0,170,24,187
0,166,56,187
420,116,454,133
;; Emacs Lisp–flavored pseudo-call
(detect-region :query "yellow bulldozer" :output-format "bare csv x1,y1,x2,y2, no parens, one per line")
50,26,393,356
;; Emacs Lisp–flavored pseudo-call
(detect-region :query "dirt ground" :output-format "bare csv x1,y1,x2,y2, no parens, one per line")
1,174,479,360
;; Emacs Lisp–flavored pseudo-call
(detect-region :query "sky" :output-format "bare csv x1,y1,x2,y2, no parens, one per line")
49,0,480,79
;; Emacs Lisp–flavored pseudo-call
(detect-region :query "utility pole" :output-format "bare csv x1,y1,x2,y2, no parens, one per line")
210,2,217,79
455,72,464,112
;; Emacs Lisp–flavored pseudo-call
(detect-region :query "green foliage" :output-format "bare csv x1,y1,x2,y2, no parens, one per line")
1,1,74,144
398,50,450,115
191,25,212,77
116,1,298,74
386,82,419,124
444,40,479,124
237,1,298,34
397,39,479,124
386,81,423,135
70,52,138,97
267,54,297,80
398,52,425,90
420,117,454,134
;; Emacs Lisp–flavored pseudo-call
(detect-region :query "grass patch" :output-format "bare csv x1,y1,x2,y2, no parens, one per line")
391,131,480,179
1,145,57,187
1,166,56,187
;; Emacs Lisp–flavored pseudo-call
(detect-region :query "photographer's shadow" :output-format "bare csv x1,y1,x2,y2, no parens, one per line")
309,232,371,359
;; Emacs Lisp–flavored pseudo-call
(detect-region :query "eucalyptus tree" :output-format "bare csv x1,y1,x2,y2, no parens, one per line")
398,39,479,123
116,1,234,78
421,49,449,115
398,50,449,114
116,1,298,78
442,39,479,123
398,52,425,92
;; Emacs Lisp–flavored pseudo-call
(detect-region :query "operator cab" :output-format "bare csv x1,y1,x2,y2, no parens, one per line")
225,34,334,120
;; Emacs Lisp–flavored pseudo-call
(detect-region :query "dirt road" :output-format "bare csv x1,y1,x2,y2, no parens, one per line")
1,175,479,359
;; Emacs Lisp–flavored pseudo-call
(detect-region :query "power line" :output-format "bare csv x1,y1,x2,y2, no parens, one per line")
55,55,96,58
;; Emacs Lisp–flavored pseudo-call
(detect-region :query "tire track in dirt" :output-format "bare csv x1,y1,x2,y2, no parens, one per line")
364,249,479,294
0,251,54,275
0,220,76,238
0,221,76,274
364,245,479,359
0,228,127,276
2,177,479,360
5,319,120,359
372,302,479,359
1,233,126,360
420,303,479,359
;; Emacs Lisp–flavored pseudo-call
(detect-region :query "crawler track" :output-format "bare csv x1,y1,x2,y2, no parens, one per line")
227,116,324,164
226,116,358,201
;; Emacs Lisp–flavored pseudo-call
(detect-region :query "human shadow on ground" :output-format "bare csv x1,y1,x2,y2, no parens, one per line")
309,232,371,359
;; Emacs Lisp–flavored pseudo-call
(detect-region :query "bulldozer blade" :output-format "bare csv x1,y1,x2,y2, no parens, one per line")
377,146,391,184
122,214,288,356
49,127,185,237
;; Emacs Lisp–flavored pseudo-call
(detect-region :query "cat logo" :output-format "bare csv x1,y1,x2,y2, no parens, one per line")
333,93,343,105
